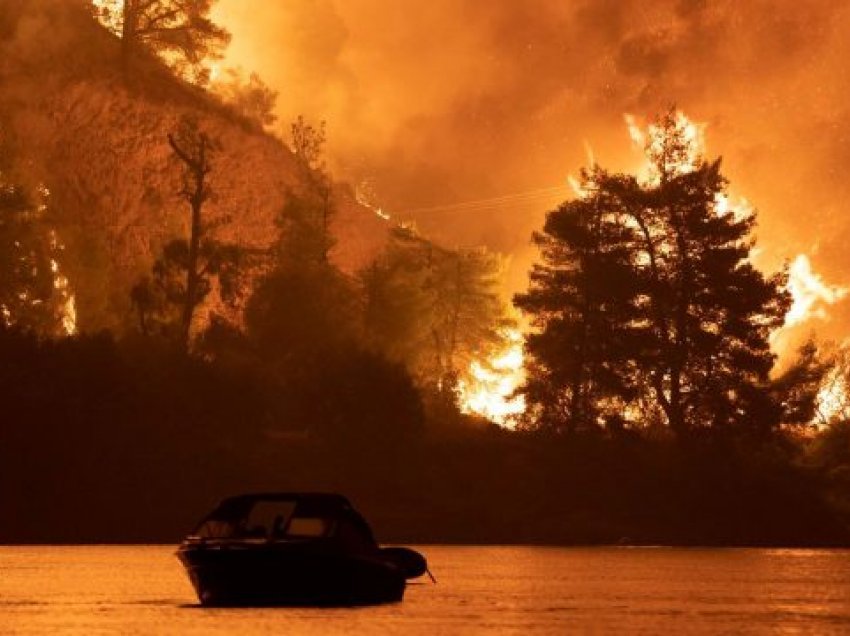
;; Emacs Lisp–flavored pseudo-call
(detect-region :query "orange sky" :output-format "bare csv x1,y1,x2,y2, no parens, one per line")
213,0,850,345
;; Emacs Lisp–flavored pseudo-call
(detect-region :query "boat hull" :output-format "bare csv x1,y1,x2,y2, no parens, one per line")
178,544,406,606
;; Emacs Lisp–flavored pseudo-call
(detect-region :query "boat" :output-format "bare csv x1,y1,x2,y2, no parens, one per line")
177,492,429,606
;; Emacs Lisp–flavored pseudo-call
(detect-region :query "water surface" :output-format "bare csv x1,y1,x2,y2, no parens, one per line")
1,546,849,634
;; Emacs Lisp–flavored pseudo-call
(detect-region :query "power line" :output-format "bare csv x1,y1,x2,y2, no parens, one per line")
401,185,572,216
98,185,575,229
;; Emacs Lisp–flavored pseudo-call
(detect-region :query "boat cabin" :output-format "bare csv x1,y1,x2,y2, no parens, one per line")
188,493,377,552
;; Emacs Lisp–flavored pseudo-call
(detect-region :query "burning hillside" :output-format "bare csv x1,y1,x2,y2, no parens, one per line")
0,0,389,333
3,0,849,433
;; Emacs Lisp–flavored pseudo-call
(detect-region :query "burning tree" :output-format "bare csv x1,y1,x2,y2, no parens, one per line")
517,110,791,436
91,0,230,81
0,172,75,338
362,225,512,403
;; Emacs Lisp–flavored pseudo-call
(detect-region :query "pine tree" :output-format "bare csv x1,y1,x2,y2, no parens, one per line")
515,168,643,432
517,111,791,435
93,0,230,80
628,112,789,434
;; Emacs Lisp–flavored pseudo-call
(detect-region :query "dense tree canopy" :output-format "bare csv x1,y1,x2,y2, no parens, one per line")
516,111,791,436
515,169,644,433
363,225,511,396
93,0,230,80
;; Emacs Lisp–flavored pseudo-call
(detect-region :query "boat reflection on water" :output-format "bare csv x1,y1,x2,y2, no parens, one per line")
177,493,430,607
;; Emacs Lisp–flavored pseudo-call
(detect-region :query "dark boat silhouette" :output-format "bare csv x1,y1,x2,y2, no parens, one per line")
177,492,429,606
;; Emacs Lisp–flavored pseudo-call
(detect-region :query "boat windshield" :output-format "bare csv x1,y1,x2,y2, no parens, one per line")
194,499,336,541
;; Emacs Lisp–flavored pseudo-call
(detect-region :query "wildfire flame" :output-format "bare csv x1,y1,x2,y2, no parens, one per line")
771,254,848,427
91,0,123,34
355,180,391,221
458,328,526,426
49,230,77,336
784,254,847,328
462,110,850,428
625,110,706,183
815,362,850,425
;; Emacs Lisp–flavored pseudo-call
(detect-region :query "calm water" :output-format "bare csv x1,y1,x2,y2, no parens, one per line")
1,546,850,634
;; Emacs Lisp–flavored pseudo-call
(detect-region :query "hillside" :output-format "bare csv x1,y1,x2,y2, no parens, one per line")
0,0,389,332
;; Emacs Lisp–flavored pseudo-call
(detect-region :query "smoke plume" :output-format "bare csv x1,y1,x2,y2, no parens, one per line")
218,1,850,337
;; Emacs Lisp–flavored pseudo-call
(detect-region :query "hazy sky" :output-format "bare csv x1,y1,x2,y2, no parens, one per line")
214,0,850,342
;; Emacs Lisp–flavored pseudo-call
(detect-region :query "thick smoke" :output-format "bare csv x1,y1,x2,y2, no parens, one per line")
219,0,850,336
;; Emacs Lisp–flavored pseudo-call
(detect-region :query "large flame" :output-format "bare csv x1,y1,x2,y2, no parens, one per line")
771,255,847,427
784,254,847,329
466,112,850,428
458,328,526,426
625,111,705,183
91,0,123,34
815,362,850,426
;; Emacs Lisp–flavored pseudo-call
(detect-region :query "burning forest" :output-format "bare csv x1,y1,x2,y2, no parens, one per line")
1,0,850,549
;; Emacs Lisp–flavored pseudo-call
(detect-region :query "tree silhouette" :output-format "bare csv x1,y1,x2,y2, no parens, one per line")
515,168,644,433
245,261,362,372
363,225,511,398
770,339,832,427
132,117,243,349
211,69,278,128
630,112,790,435
517,110,790,436
93,0,230,80
245,148,359,375
290,116,333,262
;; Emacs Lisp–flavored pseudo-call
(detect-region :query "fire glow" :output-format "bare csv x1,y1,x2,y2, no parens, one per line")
627,112,850,427
462,111,850,427
458,328,526,425
785,254,847,329
49,231,77,337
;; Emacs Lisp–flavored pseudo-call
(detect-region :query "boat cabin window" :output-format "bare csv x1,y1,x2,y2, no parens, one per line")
195,519,236,539
193,498,341,540
242,501,298,538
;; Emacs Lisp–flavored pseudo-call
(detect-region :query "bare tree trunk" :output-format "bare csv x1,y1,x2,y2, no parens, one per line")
181,194,203,350
168,131,210,352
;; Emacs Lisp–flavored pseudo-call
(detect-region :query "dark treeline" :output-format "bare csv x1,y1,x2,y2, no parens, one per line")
1,323,849,545
1,4,849,545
